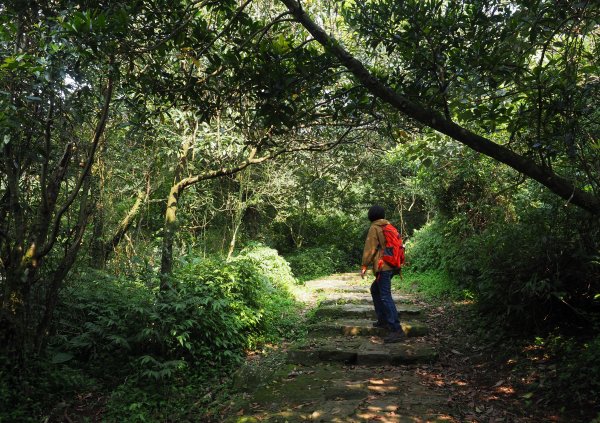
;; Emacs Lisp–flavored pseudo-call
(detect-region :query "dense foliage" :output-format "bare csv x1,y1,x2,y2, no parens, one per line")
1,0,599,420
1,245,302,421
404,147,600,329
399,144,600,410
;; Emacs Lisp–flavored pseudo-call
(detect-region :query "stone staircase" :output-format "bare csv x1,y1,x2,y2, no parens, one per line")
224,274,453,422
287,277,437,368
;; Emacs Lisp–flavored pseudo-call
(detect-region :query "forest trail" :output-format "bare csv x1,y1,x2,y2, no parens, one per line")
223,273,455,422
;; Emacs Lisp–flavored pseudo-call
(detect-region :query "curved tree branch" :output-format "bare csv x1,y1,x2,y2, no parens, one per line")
279,0,600,215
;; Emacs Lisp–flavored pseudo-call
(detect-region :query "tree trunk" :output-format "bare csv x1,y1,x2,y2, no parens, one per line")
159,126,196,290
89,132,110,268
158,147,273,289
227,170,248,260
89,186,106,269
0,69,114,362
35,175,95,353
102,187,148,265
226,224,240,260
160,183,182,290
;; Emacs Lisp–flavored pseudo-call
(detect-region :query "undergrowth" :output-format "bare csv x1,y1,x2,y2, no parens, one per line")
285,246,350,282
1,245,304,422
394,268,470,302
511,332,600,417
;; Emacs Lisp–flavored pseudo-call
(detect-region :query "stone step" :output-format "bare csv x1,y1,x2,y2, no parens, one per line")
311,318,429,338
304,279,367,293
321,285,371,294
319,293,414,306
287,337,437,366
319,294,373,306
313,303,422,320
226,362,453,422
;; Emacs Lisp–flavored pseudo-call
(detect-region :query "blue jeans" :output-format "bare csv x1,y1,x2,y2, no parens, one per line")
370,270,401,331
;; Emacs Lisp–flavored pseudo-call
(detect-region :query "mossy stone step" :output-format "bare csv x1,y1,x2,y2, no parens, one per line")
225,362,453,422
318,295,373,306
287,337,437,366
356,341,438,365
313,303,422,319
304,279,367,293
287,337,363,366
319,293,414,306
311,318,429,337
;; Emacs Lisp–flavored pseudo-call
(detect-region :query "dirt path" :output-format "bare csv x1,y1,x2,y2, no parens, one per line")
222,273,455,422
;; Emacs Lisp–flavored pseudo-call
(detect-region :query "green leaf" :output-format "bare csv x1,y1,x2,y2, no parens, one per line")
51,352,74,364
522,392,534,399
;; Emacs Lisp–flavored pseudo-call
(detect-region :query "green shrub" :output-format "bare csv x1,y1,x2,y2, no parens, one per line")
232,243,304,345
407,205,600,329
4,246,303,422
0,357,95,423
463,204,597,328
50,270,154,374
57,248,300,369
528,334,600,408
405,220,446,272
234,242,297,288
103,368,220,422
285,246,346,282
394,268,469,301
106,248,302,420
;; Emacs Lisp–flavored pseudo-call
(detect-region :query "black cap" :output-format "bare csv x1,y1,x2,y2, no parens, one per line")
368,205,385,222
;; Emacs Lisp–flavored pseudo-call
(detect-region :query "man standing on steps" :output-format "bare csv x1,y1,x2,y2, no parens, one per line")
360,205,405,344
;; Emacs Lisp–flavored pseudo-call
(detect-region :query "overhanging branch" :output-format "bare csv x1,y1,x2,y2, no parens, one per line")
279,0,600,215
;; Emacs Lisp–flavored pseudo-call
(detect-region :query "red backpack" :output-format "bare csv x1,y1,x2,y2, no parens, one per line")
377,224,406,270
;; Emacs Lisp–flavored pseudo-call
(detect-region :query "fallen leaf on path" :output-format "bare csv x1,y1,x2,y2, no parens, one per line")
522,392,534,399
292,401,315,409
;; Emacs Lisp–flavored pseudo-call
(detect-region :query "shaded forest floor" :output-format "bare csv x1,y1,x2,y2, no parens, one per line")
418,296,598,422
211,273,598,422
418,302,566,422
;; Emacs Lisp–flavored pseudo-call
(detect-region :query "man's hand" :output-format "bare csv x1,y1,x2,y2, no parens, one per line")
360,265,367,279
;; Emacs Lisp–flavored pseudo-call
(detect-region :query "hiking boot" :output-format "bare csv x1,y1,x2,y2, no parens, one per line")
383,330,405,344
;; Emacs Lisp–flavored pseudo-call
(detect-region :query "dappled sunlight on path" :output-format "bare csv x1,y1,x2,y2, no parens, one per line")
221,273,457,422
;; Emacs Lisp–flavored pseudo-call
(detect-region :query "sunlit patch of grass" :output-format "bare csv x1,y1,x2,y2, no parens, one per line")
393,268,470,302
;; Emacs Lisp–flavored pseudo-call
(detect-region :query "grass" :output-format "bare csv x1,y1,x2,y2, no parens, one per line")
393,268,472,302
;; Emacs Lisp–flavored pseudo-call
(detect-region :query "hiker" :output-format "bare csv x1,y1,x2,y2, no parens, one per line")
360,205,405,344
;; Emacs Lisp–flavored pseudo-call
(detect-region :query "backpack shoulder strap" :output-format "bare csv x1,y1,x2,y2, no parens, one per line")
375,224,387,248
